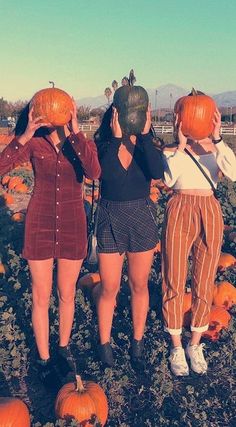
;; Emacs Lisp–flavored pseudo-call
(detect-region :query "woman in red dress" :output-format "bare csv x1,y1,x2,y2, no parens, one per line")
0,99,101,390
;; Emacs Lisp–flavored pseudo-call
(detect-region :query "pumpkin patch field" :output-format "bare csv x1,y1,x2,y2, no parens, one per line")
0,136,236,427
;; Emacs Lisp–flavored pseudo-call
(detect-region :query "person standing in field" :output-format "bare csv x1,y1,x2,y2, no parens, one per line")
162,108,236,376
94,102,164,369
0,98,101,390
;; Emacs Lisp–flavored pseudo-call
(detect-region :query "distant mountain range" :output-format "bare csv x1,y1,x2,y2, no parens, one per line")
76,84,236,110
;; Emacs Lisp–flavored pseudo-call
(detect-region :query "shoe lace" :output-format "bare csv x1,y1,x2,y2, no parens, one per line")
191,343,206,365
172,348,186,364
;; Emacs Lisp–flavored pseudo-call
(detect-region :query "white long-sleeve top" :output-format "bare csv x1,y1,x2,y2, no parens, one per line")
163,140,236,189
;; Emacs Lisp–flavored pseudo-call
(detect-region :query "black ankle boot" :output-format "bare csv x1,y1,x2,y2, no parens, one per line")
131,339,146,371
37,358,62,393
98,342,114,367
56,345,76,379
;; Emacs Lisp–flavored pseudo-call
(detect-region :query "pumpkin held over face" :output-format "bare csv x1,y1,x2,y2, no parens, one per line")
55,375,108,426
113,85,149,135
0,397,31,427
30,88,73,126
175,88,216,140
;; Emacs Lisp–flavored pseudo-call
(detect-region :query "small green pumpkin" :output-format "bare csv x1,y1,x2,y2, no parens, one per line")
113,85,149,135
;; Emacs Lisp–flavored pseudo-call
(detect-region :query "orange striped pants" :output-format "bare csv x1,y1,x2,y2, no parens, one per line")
162,194,224,335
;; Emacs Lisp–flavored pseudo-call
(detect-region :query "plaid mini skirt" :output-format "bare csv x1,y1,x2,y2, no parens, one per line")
97,198,159,254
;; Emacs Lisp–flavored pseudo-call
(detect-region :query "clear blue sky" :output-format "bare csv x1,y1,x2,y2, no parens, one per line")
1,0,236,101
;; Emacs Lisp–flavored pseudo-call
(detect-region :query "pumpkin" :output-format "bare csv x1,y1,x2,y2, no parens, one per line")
55,375,108,426
202,306,231,341
78,272,101,290
1,175,11,186
0,263,8,275
213,281,236,309
218,252,236,270
113,85,149,135
11,212,25,222
0,397,30,427
8,176,23,190
3,193,14,205
154,241,161,254
182,291,192,327
176,88,216,140
14,183,28,193
30,87,73,126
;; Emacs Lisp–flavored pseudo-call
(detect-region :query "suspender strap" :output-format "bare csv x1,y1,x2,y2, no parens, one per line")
184,148,218,199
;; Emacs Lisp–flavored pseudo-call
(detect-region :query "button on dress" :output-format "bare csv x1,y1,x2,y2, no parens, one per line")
0,132,101,260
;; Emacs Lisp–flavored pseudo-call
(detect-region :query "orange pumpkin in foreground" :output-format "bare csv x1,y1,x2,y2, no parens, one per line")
176,88,216,140
55,375,108,426
11,212,25,222
78,272,101,290
0,397,30,427
202,306,231,341
213,281,236,310
30,87,73,126
218,252,236,270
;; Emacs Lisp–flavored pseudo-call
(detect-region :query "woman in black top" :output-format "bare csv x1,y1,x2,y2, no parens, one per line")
94,105,164,368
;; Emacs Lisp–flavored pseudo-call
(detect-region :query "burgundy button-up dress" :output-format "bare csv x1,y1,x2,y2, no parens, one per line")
0,131,101,260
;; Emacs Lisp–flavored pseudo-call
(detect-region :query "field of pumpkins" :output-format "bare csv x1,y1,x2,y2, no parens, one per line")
0,135,235,427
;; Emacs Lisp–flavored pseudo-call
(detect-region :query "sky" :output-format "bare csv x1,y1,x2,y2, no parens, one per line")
1,0,236,102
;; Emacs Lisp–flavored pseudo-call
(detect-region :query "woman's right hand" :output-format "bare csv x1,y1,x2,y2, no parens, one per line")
18,107,51,145
110,107,122,138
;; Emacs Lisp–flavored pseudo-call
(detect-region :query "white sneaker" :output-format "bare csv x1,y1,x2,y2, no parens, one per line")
185,343,208,374
169,346,189,376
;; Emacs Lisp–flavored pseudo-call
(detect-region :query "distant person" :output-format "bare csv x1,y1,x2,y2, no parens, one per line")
0,98,101,390
94,104,164,368
162,108,236,376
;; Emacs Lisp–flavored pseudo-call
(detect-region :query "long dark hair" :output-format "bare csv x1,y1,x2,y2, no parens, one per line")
14,103,51,137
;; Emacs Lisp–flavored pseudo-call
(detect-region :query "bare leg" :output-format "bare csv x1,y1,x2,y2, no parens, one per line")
57,258,84,346
127,249,154,340
97,253,124,344
28,258,54,360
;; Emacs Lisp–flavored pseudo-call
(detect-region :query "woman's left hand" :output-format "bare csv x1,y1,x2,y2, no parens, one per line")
141,104,151,135
212,109,221,140
69,98,80,134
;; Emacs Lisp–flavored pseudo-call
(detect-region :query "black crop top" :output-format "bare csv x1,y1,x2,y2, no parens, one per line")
97,134,164,201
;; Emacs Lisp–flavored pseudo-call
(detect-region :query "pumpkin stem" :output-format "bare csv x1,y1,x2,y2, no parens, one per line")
191,87,197,96
49,80,55,88
75,375,85,393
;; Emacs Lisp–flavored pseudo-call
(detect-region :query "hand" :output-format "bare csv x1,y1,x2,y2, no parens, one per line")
69,98,80,134
177,121,187,151
212,109,221,140
110,107,122,138
18,107,51,145
141,104,151,135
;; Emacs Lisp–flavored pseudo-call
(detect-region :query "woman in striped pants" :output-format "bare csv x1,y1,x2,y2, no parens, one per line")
162,111,236,376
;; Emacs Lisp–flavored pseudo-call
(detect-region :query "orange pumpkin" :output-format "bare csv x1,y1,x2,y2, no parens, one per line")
0,397,30,427
78,272,101,290
202,306,231,341
30,87,73,126
213,281,236,310
182,292,192,327
11,212,25,222
218,252,236,270
154,241,161,254
1,175,11,186
3,193,14,205
0,263,8,275
176,88,216,140
8,176,23,190
55,375,108,426
14,183,28,193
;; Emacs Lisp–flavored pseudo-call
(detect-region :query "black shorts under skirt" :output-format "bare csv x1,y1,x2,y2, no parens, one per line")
97,198,159,254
